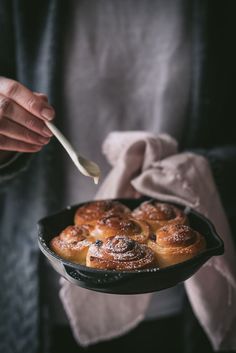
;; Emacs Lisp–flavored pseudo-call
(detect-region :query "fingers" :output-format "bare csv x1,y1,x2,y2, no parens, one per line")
33,92,49,102
0,77,55,121
0,135,43,153
0,118,50,145
0,93,53,138
0,77,55,153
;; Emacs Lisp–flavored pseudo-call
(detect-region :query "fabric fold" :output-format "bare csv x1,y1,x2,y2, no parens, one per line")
60,132,236,350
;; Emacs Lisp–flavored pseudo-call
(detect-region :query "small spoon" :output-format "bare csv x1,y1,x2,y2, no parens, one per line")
46,121,101,184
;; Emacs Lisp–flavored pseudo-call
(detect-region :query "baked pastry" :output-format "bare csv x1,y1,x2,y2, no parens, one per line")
86,235,157,270
148,224,206,267
51,199,206,271
74,200,131,226
50,225,95,265
91,214,151,243
132,200,188,231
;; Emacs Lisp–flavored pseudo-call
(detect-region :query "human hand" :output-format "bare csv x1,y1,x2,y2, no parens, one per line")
0,77,54,154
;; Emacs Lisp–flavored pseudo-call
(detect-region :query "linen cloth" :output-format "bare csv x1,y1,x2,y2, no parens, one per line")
60,132,236,350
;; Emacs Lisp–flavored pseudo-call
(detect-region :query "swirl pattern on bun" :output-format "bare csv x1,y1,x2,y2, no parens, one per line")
74,200,131,226
91,214,151,243
50,199,207,270
86,235,157,270
148,224,206,267
132,201,188,231
50,225,95,265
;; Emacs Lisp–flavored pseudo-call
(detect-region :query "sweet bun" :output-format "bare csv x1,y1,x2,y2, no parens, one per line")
50,225,95,265
91,214,151,243
132,200,188,231
74,200,131,226
148,224,206,268
49,199,206,270
86,235,157,271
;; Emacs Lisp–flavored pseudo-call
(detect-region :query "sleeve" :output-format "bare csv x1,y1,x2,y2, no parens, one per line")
0,0,15,78
0,0,33,185
0,153,33,184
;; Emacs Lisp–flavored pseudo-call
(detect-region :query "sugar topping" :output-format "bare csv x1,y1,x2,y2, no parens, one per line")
98,215,141,234
157,224,196,247
75,200,130,222
88,235,156,270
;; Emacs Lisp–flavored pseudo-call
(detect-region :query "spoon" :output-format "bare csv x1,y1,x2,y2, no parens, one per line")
45,121,101,184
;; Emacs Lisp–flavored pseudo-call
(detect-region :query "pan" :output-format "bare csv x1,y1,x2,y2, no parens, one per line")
38,198,224,294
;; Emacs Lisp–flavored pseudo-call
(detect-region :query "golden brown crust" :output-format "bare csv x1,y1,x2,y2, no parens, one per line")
132,201,188,231
148,224,206,267
50,200,206,271
74,200,131,226
86,235,157,271
50,225,95,265
91,214,151,243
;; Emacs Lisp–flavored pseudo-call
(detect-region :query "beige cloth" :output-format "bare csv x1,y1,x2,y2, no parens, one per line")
60,132,236,350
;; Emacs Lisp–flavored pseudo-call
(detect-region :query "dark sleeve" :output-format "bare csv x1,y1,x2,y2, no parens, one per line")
0,0,15,78
0,0,32,185
192,145,236,244
0,153,33,184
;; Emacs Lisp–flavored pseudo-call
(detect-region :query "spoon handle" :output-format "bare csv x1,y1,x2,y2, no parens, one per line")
46,121,78,162
45,121,92,178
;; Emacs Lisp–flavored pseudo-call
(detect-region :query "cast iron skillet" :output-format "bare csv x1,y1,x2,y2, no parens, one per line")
38,198,224,294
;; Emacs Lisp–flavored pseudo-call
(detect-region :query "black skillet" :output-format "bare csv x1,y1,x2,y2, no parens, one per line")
38,198,224,294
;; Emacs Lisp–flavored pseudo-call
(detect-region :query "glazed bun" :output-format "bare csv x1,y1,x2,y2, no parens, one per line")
49,199,206,270
74,200,131,226
91,214,151,244
50,225,95,265
148,224,206,268
132,201,188,231
86,235,157,271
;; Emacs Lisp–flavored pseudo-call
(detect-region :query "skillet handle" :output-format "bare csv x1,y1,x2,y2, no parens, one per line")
63,265,132,287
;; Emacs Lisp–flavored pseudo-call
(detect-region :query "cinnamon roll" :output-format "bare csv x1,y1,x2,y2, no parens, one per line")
91,214,151,244
86,235,157,270
50,225,95,265
132,201,188,231
148,224,206,268
74,200,131,226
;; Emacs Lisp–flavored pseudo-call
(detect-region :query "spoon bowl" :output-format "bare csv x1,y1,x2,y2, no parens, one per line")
46,121,101,184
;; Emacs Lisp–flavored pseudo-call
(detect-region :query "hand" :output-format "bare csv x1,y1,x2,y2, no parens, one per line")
0,77,55,154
